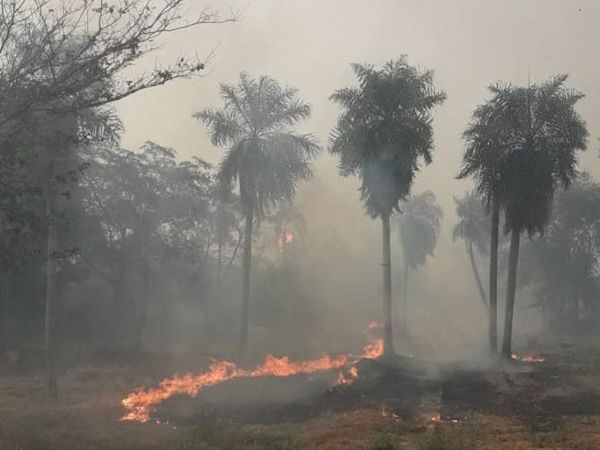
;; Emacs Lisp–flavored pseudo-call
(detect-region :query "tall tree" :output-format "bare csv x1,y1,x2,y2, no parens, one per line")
462,75,588,357
460,82,524,354
196,74,319,355
500,76,587,357
329,58,445,355
453,190,490,311
81,141,213,351
397,191,442,335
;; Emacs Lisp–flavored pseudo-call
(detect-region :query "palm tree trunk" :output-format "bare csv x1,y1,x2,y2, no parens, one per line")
502,229,521,358
488,201,499,353
381,213,395,356
0,280,6,360
239,204,254,356
44,182,58,398
217,239,223,280
402,257,409,337
467,241,488,311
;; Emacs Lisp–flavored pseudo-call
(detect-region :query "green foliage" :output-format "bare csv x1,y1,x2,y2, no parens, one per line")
330,57,446,219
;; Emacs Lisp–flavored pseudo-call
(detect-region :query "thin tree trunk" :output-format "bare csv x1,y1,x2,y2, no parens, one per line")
381,214,395,356
44,181,58,398
239,204,254,356
135,264,151,353
488,201,499,353
217,239,223,280
219,230,242,283
467,241,488,311
0,280,5,360
502,229,521,358
401,257,408,337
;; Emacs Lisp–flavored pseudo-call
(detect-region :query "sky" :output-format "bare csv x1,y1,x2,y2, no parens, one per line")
115,0,600,352
117,0,600,207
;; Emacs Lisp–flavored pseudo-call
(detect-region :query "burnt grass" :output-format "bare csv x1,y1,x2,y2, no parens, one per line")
156,356,440,425
155,349,600,428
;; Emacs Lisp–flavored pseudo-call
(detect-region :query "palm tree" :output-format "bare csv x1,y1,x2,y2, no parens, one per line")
195,73,319,355
460,81,523,354
397,191,442,336
453,190,489,311
498,76,587,357
329,58,445,355
461,75,587,357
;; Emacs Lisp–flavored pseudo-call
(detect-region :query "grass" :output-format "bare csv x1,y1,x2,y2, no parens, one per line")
367,433,400,450
177,420,301,450
418,428,475,450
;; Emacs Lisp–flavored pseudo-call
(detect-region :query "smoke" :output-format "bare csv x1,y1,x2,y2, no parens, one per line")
112,0,600,361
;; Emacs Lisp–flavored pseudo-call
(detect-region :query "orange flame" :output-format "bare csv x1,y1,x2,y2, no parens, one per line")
336,366,359,386
278,230,294,250
511,352,545,363
121,325,384,423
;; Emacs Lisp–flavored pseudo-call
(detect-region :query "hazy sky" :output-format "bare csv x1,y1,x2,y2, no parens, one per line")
118,0,600,196
115,1,600,339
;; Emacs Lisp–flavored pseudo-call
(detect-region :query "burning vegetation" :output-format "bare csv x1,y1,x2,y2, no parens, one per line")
2,1,600,449
121,326,384,423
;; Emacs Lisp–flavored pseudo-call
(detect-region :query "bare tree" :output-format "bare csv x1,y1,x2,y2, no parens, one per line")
0,0,234,136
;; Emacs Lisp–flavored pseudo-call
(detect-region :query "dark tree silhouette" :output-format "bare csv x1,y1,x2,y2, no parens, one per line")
461,75,588,357
330,57,445,355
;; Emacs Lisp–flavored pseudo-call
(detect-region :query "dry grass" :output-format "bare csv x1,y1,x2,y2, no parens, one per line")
3,344,600,449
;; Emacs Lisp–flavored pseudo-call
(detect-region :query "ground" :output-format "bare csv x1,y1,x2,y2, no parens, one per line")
2,340,600,449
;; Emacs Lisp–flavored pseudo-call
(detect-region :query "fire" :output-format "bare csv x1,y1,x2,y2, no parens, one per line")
511,352,545,363
336,366,359,386
278,230,294,249
121,325,384,423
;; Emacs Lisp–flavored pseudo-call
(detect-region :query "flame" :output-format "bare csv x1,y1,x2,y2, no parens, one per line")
121,324,384,423
278,230,294,249
430,412,441,422
336,366,359,386
511,352,545,363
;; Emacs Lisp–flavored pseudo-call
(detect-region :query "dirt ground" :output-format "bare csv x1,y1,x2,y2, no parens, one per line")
2,341,600,449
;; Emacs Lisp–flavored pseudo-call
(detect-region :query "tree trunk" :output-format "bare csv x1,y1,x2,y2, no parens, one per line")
488,201,499,353
239,204,254,356
467,241,488,311
381,214,395,356
217,239,223,280
44,182,58,398
0,280,6,360
502,229,521,358
134,264,151,353
401,257,409,338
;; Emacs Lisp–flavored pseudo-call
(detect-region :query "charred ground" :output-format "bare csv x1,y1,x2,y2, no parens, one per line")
2,338,600,449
